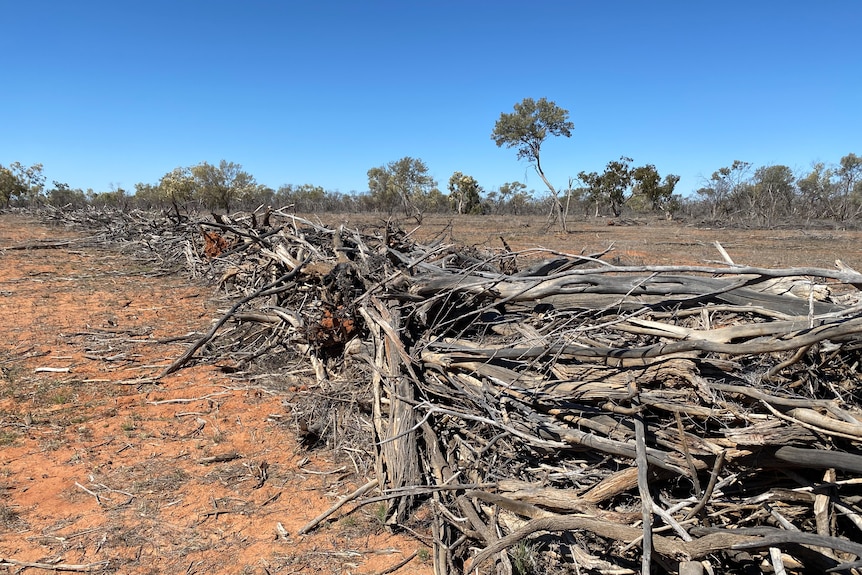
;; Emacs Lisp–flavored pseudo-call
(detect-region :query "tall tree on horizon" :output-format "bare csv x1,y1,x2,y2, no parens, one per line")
492,97,574,231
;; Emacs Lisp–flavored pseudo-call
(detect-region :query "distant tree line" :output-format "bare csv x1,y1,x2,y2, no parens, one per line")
3,98,861,229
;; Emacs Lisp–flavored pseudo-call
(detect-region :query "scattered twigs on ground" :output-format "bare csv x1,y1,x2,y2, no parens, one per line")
44,206,862,574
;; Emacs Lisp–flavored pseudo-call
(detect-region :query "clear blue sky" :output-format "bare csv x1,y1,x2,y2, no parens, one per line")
2,1,859,198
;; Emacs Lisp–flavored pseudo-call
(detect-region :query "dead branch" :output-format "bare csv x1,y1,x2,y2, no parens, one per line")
297,478,378,535
0,558,110,572
48,208,862,574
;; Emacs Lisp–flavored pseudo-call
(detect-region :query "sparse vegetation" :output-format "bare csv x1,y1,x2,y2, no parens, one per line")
0,503,21,527
510,540,539,575
3,202,862,575
3,138,861,228
372,502,388,526
0,430,18,446
51,391,73,405
0,213,436,575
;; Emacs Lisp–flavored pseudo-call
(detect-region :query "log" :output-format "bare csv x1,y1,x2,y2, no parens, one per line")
50,208,862,574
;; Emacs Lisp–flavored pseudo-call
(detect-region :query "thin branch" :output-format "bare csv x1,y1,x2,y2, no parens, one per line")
159,258,309,376
298,478,378,535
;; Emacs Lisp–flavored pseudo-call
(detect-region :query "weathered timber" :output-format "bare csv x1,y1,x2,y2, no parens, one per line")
44,207,862,575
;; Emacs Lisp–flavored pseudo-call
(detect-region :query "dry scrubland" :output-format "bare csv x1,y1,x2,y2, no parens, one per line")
350,213,862,269
2,211,862,575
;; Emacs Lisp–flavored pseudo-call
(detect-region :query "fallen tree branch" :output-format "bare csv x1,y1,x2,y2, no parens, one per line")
465,515,764,572
159,258,309,377
297,478,378,535
0,558,110,572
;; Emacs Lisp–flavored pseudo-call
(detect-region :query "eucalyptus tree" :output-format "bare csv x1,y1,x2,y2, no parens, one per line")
797,163,836,221
496,181,530,214
601,156,635,217
577,156,634,217
578,158,678,218
277,183,326,212
749,165,796,226
447,171,483,214
14,162,45,204
1,162,45,206
0,164,25,207
367,157,437,220
492,98,574,230
577,170,604,217
191,160,256,213
47,181,87,209
158,166,197,215
696,160,752,221
631,165,680,216
835,153,862,220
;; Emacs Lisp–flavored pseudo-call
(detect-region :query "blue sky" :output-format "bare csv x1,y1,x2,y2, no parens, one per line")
2,1,859,198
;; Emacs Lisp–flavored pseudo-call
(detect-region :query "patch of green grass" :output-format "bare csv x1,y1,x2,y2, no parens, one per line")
0,430,19,446
510,540,539,575
417,547,431,563
372,502,388,525
50,391,74,405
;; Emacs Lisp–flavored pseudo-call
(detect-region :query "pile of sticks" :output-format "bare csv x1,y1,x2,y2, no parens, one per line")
47,207,862,574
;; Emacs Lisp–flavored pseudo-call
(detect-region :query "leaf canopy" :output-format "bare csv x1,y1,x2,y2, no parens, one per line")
491,97,574,164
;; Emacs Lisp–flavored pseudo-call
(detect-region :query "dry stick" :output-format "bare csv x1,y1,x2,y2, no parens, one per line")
769,547,788,575
710,382,838,409
633,403,654,575
159,259,308,377
358,483,492,505
429,316,862,364
651,502,694,543
833,559,862,571
147,390,232,405
466,515,761,572
74,482,102,505
814,468,837,559
675,411,702,498
297,478,378,535
760,401,862,442
766,343,812,378
773,446,862,474
713,241,736,266
418,403,568,450
457,496,513,575
371,551,419,575
685,451,726,520
726,526,862,558
787,407,862,439
833,500,862,533
421,260,862,286
0,558,109,572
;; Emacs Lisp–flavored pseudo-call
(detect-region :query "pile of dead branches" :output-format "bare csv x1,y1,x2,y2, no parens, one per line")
44,207,862,574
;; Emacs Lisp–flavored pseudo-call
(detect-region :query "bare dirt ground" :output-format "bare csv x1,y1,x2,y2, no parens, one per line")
397,214,862,269
2,211,861,575
0,214,433,575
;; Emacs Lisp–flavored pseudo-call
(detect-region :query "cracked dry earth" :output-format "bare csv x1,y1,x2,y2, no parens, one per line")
0,214,433,575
